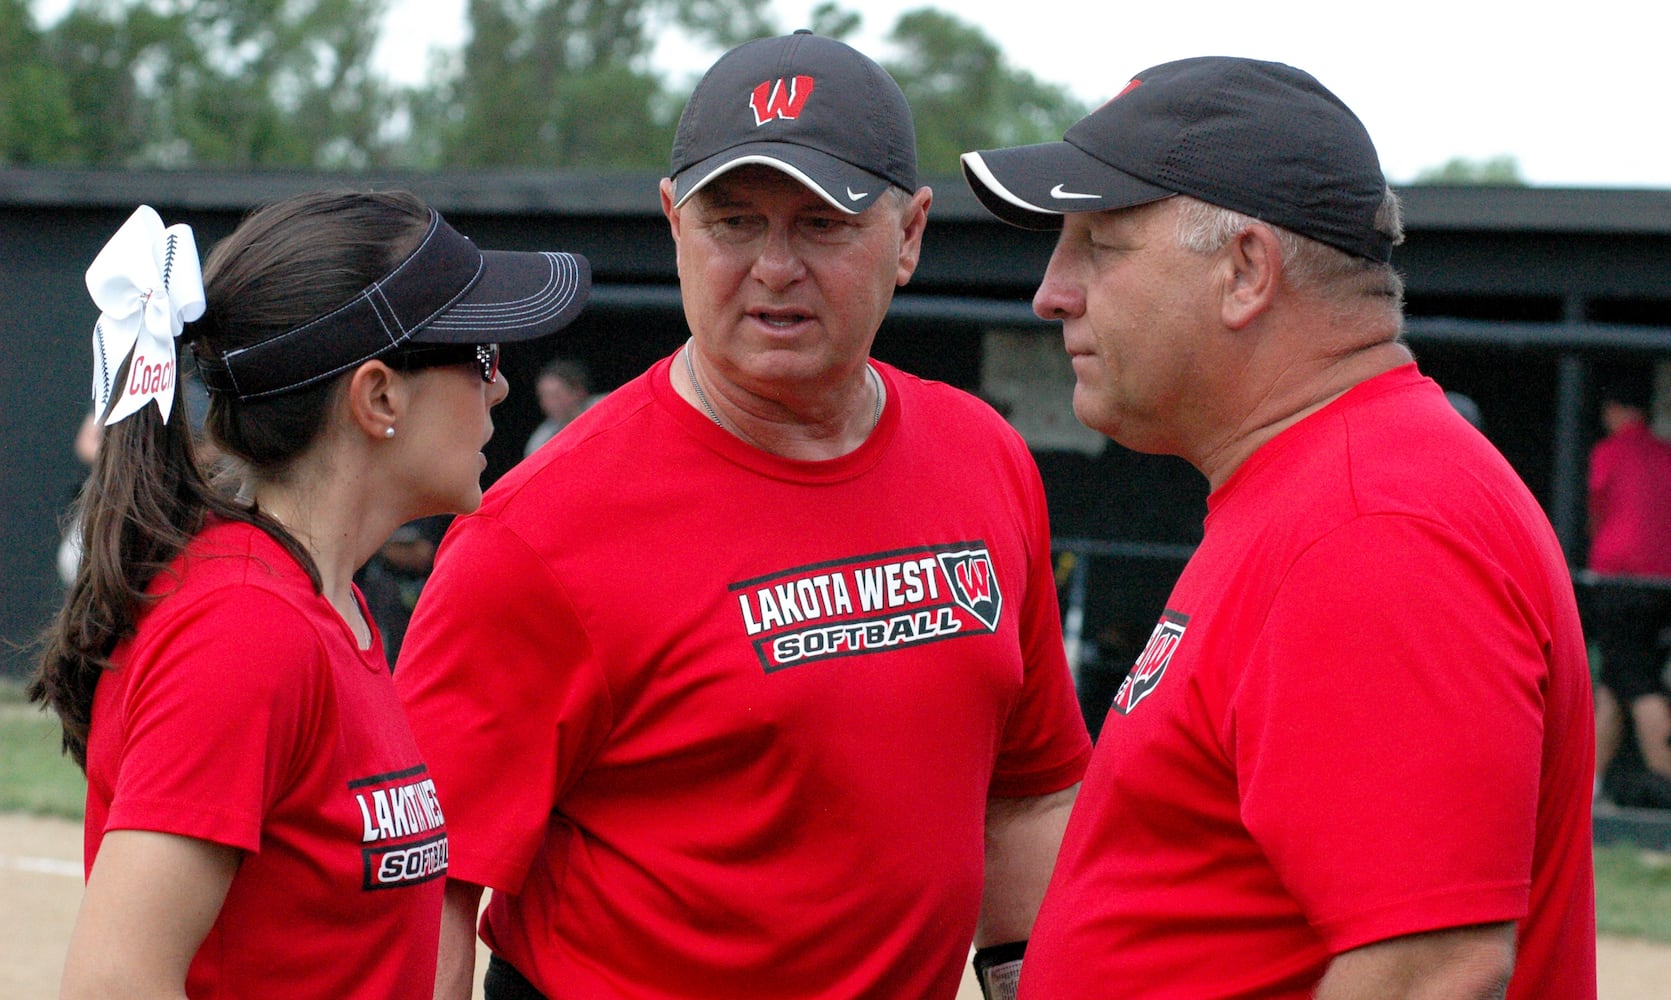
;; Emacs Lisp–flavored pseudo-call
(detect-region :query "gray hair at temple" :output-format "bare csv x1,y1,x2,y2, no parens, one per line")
1172,191,1405,306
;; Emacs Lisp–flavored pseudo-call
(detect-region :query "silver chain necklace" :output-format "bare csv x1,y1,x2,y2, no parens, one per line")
684,340,726,427
683,340,882,434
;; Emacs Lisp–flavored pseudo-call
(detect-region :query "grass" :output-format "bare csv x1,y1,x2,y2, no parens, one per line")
2,677,1670,943
1595,842,1671,941
0,678,86,819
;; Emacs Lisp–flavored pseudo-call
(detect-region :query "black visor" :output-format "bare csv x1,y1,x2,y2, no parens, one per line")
196,211,590,400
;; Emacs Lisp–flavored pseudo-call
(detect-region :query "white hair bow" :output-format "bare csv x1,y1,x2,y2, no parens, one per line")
86,205,206,426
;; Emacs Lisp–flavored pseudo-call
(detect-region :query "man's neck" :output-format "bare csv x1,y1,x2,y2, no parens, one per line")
674,343,883,461
1195,339,1412,492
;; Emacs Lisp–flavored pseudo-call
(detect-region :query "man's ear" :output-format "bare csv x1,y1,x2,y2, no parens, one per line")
659,177,683,247
345,360,405,441
895,185,933,287
1221,223,1282,330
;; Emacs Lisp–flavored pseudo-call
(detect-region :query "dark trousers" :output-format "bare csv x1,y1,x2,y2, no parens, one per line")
1591,581,1671,704
484,954,548,1000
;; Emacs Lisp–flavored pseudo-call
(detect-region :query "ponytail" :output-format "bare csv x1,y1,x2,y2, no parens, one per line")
30,371,245,769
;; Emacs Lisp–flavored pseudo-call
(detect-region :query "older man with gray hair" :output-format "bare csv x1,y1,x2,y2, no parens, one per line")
399,30,1091,1000
963,56,1595,999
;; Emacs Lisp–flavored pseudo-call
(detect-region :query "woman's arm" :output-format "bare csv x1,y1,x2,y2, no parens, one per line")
59,830,239,1000
433,878,486,1000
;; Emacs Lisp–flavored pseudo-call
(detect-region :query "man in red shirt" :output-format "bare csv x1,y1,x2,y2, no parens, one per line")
963,56,1594,998
1588,366,1671,804
398,32,1090,1000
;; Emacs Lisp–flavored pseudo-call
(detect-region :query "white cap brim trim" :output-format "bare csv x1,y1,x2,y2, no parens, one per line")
673,154,864,214
959,151,1062,220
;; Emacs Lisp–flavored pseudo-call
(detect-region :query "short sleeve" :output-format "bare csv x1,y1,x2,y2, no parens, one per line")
990,446,1092,798
395,514,614,892
103,591,330,853
1234,514,1543,953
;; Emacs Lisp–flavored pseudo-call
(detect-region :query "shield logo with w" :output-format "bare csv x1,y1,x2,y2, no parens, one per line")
1112,611,1189,715
938,548,1002,631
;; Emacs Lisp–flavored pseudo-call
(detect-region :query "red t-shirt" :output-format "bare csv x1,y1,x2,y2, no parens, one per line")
85,520,446,999
397,357,1091,998
1587,420,1671,577
1021,366,1595,998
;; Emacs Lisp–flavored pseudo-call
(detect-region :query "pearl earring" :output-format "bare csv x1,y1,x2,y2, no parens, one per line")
384,426,396,439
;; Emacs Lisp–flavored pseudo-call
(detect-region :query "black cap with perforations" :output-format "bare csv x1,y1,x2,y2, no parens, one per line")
961,56,1395,263
670,31,917,214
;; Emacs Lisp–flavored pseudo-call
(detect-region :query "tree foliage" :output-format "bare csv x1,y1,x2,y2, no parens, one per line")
6,0,1088,175
421,0,774,169
1414,155,1526,186
11,0,395,168
0,0,81,164
881,7,1086,177
803,0,860,39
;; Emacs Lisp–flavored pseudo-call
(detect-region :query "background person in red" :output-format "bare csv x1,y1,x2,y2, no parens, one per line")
963,56,1595,998
396,31,1091,1000
30,192,588,999
1587,364,1671,807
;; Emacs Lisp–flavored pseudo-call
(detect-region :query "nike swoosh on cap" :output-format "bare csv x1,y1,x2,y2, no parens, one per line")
847,187,871,202
1050,184,1102,201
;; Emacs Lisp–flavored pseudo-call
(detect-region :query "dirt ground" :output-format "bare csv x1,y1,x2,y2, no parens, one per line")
2,810,1666,998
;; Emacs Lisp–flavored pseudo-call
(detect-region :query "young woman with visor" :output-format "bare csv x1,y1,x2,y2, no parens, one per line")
30,190,589,999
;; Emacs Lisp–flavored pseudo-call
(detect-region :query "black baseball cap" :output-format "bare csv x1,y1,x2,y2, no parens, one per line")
670,30,917,213
961,56,1395,262
196,209,591,400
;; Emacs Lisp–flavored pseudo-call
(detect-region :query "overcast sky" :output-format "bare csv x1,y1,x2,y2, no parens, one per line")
383,0,1670,188
38,0,1667,188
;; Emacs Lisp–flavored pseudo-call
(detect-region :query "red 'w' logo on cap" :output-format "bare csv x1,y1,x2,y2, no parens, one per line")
750,76,815,126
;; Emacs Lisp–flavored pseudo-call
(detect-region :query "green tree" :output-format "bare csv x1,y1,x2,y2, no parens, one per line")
32,0,397,168
8,0,1093,177
416,1,1086,177
425,0,774,169
0,0,81,164
882,7,1086,177
803,0,860,39
1414,155,1526,186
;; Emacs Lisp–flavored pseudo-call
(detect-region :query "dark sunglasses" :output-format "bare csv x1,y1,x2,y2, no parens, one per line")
389,343,501,384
